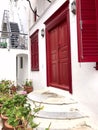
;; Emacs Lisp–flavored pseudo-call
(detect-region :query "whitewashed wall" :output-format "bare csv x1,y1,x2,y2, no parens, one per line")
69,0,98,126
29,0,67,90
0,49,16,81
0,0,29,86
29,0,98,127
0,49,28,85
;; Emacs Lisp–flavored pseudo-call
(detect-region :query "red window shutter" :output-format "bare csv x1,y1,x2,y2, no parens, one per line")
76,0,98,62
30,30,39,71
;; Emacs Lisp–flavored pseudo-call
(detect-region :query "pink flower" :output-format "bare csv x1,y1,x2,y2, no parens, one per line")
20,91,27,95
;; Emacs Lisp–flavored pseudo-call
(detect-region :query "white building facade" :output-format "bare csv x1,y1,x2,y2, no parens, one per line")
0,0,98,127
0,0,29,85
28,0,98,127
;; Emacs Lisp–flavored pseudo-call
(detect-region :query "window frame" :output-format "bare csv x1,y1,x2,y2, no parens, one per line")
30,29,39,71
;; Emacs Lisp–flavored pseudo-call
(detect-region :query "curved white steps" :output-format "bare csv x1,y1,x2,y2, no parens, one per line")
27,88,93,130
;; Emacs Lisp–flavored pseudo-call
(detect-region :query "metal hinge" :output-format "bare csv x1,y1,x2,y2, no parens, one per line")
80,20,83,30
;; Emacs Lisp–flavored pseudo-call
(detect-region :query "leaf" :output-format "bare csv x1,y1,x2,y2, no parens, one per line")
45,122,51,130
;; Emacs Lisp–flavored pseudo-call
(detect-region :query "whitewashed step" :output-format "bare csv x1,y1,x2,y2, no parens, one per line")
35,117,91,130
27,89,76,105
27,88,95,130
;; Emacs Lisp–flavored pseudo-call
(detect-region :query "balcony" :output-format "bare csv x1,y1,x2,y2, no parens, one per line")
0,31,28,50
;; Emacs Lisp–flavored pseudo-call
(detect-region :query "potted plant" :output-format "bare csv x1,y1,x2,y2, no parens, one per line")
1,94,43,130
0,97,14,130
10,81,17,94
0,79,11,94
0,94,27,129
0,79,17,96
5,102,43,130
23,79,33,94
0,94,9,107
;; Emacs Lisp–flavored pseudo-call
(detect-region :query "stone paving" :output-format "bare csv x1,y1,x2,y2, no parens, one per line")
27,88,97,130
0,87,97,130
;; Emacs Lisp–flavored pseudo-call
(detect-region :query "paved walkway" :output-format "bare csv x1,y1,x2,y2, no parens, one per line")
27,87,97,130
0,87,97,130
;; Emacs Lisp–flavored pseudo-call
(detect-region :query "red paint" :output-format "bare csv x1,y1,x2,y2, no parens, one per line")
45,0,72,93
30,30,39,71
76,0,98,62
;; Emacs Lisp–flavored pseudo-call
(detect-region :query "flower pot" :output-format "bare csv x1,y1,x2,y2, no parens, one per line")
24,86,33,94
4,121,14,130
10,86,17,94
5,121,27,130
0,103,2,116
1,114,8,130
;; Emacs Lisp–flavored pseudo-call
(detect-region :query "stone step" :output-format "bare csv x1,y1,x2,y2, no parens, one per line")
36,111,87,120
27,89,76,105
27,88,95,130
35,117,91,130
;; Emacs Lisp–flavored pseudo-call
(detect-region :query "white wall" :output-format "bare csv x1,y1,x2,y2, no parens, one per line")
14,0,29,33
69,0,98,126
29,25,47,90
0,48,28,84
36,0,50,16
0,0,29,87
29,0,67,90
29,0,98,127
0,49,16,82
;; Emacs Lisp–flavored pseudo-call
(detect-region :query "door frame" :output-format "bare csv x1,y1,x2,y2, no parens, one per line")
45,0,72,93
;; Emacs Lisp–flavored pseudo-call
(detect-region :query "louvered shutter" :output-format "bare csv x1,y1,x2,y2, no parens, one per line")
30,30,39,71
76,0,98,62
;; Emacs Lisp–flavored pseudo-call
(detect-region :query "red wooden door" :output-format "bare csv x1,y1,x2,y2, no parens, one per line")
49,20,71,91
45,1,72,93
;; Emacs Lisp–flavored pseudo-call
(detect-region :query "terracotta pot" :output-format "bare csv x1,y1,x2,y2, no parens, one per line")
0,104,2,116
1,114,8,130
5,121,26,130
24,86,33,94
4,121,14,130
10,86,17,94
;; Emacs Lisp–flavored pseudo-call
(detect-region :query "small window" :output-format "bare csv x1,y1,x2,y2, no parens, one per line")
30,30,39,71
20,57,23,69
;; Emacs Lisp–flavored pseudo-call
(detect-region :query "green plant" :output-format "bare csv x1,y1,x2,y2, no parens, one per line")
0,80,10,94
23,79,33,94
7,104,31,128
12,94,27,106
1,94,43,130
0,42,7,48
0,97,14,116
0,94,27,116
45,122,51,130
0,95,9,105
23,79,32,87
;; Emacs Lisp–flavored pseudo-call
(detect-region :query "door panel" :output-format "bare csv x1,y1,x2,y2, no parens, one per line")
45,1,72,92
50,28,58,84
58,20,70,88
49,19,70,90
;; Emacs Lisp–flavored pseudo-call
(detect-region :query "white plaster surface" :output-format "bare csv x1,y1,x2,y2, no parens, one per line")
27,88,96,130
